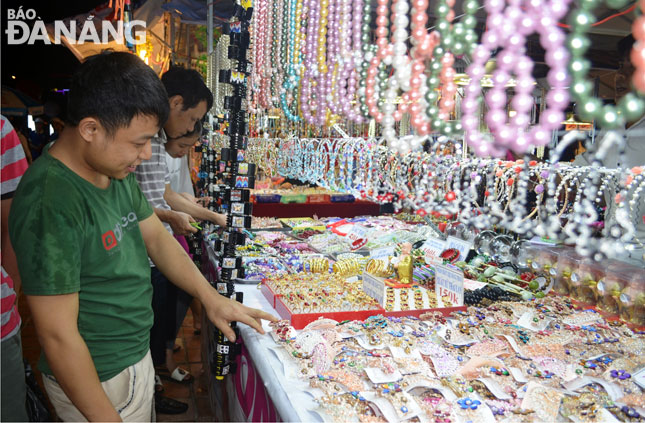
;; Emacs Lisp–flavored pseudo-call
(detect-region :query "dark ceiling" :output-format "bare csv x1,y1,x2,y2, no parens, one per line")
0,0,636,110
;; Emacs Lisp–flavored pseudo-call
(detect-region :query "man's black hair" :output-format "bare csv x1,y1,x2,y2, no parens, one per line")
161,66,214,111
66,51,169,136
169,119,202,141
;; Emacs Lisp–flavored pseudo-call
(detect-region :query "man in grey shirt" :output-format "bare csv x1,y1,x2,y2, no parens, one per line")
135,67,226,413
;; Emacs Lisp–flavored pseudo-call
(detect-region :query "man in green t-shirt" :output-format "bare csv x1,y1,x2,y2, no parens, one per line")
9,52,276,422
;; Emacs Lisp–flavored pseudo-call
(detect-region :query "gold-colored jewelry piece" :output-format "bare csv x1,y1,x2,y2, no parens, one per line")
365,259,393,278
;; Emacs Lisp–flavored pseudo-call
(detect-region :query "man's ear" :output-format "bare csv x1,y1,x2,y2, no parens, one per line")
77,117,102,143
169,95,184,111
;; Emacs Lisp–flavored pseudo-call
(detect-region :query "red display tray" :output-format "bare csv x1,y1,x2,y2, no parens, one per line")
274,296,386,329
384,306,467,319
260,282,280,308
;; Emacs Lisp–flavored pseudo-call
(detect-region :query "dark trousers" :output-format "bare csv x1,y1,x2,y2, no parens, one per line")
150,267,176,367
150,267,193,367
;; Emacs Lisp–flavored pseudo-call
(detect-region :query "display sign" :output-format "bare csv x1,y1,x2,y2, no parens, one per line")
347,224,369,250
362,272,386,306
633,367,645,389
421,237,446,258
370,245,395,260
464,278,487,290
425,254,442,266
446,236,473,261
434,264,464,306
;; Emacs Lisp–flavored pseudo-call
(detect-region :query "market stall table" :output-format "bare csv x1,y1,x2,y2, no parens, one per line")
204,284,324,422
251,200,382,218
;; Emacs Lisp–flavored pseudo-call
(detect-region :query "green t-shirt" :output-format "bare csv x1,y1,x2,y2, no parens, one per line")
9,149,154,381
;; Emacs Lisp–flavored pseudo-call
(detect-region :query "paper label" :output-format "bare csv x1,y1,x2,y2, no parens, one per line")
502,335,525,356
404,378,457,401
437,325,475,345
421,237,446,257
517,312,554,332
464,278,487,290
364,368,403,384
361,391,421,423
521,382,564,422
564,377,623,401
347,224,369,250
509,367,529,383
572,408,622,423
354,334,387,350
424,254,442,266
452,399,497,423
633,367,645,389
362,272,386,306
434,264,464,306
371,245,396,260
476,378,513,399
389,346,423,361
446,236,473,261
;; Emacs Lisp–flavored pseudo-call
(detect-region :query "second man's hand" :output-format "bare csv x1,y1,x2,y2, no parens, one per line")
168,210,198,236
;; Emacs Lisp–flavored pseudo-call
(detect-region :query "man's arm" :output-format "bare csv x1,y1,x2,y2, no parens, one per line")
178,192,212,207
164,185,226,227
153,207,197,235
139,214,276,341
26,293,122,422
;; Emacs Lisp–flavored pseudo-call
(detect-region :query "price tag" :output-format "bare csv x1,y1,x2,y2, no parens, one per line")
464,279,487,290
364,368,403,384
516,312,554,332
476,378,513,400
425,254,442,266
362,272,386,306
347,224,369,250
371,245,395,260
446,236,473,261
633,367,645,389
434,264,464,306
421,237,446,257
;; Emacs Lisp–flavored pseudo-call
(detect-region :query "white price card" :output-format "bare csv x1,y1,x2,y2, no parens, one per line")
364,368,403,384
434,264,464,306
371,245,396,260
347,224,369,250
633,367,645,389
362,272,386,306
464,278,487,290
421,237,446,257
446,236,473,261
425,254,443,266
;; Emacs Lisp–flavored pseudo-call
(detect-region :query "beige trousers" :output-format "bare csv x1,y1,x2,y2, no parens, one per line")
43,350,155,422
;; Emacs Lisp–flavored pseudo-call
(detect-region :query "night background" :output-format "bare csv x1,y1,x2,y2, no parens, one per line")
1,0,135,119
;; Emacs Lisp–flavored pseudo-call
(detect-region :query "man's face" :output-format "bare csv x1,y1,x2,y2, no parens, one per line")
164,98,207,139
165,134,199,158
86,114,158,180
